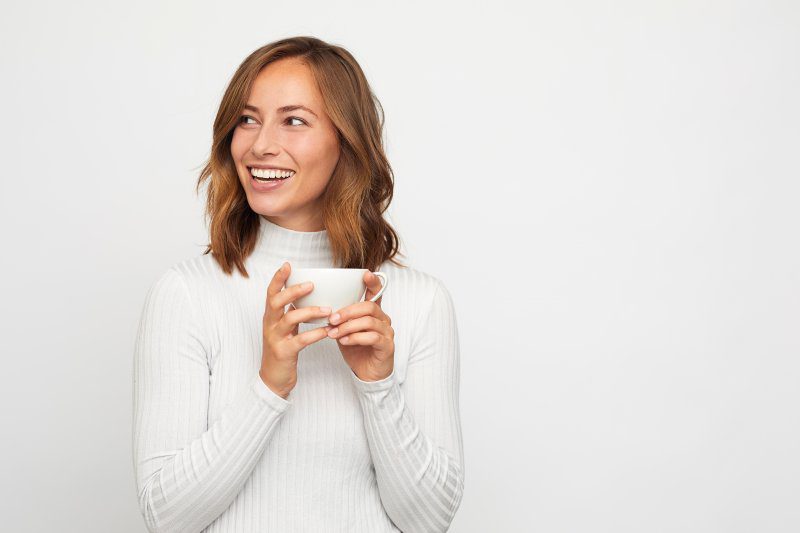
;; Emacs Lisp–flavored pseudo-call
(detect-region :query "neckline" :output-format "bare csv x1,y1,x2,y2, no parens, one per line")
250,215,335,267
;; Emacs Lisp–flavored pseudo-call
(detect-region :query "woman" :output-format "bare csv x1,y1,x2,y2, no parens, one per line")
133,36,464,533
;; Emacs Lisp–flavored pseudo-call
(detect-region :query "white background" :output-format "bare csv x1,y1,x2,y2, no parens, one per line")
1,1,798,532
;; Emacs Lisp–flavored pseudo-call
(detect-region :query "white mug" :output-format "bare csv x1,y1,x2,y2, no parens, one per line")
286,268,388,325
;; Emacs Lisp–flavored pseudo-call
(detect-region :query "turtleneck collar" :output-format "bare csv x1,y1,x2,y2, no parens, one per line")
250,215,335,268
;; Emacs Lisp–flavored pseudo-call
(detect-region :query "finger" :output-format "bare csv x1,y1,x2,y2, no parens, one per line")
289,324,332,352
277,306,332,336
329,300,390,326
364,271,385,303
264,262,291,324
337,330,382,346
326,315,384,339
271,280,316,318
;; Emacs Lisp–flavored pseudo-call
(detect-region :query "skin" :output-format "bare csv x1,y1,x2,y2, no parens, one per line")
231,57,340,232
234,58,395,394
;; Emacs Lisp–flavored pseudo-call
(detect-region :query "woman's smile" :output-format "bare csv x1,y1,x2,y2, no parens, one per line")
245,166,296,191
249,171,294,191
230,56,340,228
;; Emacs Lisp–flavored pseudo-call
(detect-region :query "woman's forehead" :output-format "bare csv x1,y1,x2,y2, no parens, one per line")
251,60,319,102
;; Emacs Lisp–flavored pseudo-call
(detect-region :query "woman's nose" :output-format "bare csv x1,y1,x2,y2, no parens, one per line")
250,125,283,157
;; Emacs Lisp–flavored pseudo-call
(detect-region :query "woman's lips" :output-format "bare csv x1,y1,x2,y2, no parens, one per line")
250,173,292,191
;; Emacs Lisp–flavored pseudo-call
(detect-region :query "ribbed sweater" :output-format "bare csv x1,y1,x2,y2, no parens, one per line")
132,215,465,533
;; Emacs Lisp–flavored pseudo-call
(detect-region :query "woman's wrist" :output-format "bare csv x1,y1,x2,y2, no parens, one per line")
259,369,291,400
353,362,394,382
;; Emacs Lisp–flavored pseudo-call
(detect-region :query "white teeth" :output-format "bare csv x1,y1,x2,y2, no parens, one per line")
250,168,295,179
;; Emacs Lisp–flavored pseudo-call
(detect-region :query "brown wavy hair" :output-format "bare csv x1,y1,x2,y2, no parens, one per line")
194,36,407,278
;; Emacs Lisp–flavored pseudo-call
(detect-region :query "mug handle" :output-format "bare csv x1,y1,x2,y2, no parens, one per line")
366,271,388,302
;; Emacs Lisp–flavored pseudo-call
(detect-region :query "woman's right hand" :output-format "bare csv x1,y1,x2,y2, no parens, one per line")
259,262,332,399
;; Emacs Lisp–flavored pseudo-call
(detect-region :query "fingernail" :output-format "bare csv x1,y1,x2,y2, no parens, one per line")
302,282,313,289
320,306,331,313
329,313,340,324
328,328,339,337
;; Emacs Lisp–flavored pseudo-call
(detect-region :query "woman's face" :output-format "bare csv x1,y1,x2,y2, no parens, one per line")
231,57,341,232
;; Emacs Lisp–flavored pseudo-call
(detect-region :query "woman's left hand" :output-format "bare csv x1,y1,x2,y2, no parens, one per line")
326,271,394,382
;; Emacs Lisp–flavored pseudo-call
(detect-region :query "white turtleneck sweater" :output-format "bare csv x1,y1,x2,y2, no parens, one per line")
132,216,465,533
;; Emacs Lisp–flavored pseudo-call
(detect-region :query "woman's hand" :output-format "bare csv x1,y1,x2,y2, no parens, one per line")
325,271,395,382
260,262,333,399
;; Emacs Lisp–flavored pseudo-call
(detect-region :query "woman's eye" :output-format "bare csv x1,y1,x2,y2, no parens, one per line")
238,115,306,127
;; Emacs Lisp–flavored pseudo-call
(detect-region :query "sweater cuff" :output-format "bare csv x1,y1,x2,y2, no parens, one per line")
250,374,293,411
350,367,397,392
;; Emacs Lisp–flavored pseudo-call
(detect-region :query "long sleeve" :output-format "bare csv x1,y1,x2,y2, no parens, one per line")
132,267,292,533
349,278,465,533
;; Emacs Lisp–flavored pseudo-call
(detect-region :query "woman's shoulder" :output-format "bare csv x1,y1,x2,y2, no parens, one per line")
166,253,225,282
377,261,453,320
145,254,248,332
146,253,234,302
379,261,449,294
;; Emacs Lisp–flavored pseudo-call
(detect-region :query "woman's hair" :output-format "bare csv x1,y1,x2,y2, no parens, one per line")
195,36,407,277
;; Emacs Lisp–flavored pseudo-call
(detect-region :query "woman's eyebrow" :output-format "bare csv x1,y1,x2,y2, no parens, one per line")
244,103,318,118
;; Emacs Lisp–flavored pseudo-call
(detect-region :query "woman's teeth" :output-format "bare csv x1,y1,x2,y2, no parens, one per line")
250,168,296,181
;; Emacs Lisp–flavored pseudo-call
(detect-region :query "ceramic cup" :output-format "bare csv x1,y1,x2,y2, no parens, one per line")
286,268,388,325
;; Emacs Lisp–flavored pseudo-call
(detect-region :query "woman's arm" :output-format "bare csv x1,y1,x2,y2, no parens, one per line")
133,267,291,533
350,278,466,533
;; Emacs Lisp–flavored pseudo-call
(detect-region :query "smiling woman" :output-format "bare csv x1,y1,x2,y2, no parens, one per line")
133,36,465,533
196,37,402,276
229,57,342,232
